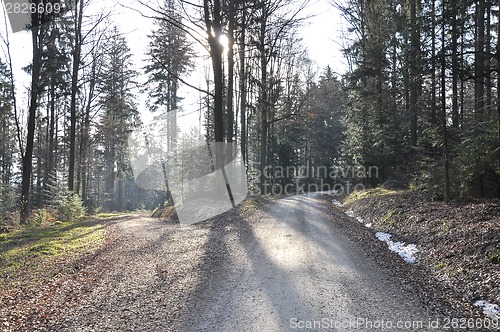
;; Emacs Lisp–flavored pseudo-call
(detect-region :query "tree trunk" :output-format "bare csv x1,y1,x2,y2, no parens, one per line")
485,4,491,112
475,0,485,117
204,0,224,145
204,0,235,207
239,5,247,164
80,58,96,206
451,3,459,128
497,12,500,167
259,8,268,194
431,0,436,124
441,1,450,201
21,22,43,222
226,0,235,146
105,139,115,212
43,80,56,204
409,0,420,147
68,0,84,192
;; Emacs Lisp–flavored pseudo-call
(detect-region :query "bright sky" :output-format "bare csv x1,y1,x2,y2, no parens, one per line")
300,0,346,74
0,0,346,131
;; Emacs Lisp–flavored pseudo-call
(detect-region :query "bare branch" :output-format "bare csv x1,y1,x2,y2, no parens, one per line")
149,52,214,98
119,1,210,53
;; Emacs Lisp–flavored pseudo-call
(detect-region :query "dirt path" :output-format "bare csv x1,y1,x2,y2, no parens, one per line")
42,215,210,331
181,195,444,331
3,196,489,331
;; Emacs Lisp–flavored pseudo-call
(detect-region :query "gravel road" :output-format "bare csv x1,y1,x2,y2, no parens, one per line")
40,195,482,331
181,195,442,331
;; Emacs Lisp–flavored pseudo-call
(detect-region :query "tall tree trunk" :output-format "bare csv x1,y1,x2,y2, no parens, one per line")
239,5,247,164
80,57,97,206
460,2,466,124
431,0,436,124
497,12,500,167
225,0,235,175
451,3,459,128
43,80,56,204
36,113,43,206
204,0,235,206
485,4,491,111
441,2,450,201
409,0,420,147
226,0,235,148
204,0,224,145
68,0,84,192
21,22,43,221
105,137,115,212
475,0,485,117
259,8,268,194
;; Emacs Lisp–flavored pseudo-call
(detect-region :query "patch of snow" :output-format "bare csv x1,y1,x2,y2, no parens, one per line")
474,300,500,319
375,232,419,264
346,210,365,223
375,232,392,242
344,211,418,263
332,199,343,207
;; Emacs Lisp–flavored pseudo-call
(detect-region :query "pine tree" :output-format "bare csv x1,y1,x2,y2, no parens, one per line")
97,27,139,211
144,0,193,150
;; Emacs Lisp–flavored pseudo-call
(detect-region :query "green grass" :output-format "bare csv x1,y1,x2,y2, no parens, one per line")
0,218,105,280
344,187,399,205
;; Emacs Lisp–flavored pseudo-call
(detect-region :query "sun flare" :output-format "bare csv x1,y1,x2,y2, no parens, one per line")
219,34,229,50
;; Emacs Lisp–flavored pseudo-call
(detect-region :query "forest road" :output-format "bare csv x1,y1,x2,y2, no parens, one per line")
181,194,441,331
50,195,450,332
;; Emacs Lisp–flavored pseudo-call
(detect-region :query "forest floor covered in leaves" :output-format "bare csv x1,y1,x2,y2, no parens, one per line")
341,188,500,319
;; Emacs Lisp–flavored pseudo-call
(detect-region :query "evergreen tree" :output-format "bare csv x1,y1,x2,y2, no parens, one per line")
144,0,193,150
97,27,139,211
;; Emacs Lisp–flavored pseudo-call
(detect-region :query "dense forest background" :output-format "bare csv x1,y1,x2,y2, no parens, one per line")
0,0,499,224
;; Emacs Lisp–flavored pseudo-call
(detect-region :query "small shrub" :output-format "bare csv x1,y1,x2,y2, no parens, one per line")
29,208,57,226
57,193,86,222
85,196,101,216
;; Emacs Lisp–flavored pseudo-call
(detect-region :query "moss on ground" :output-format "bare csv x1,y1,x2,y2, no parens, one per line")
0,218,105,281
343,187,398,206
